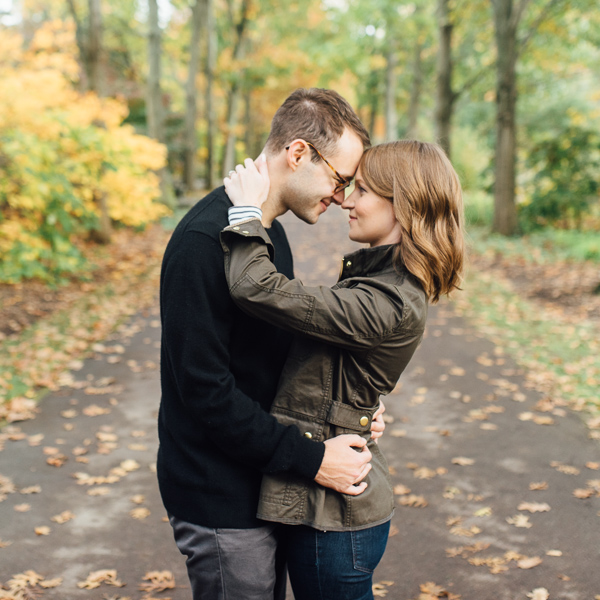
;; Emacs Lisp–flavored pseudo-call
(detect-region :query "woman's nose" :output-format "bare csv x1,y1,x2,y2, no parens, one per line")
341,191,355,210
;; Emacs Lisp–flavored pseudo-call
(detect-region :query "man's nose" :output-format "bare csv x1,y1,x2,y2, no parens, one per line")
331,189,346,205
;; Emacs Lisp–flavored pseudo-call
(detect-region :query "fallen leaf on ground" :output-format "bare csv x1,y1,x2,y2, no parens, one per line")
526,588,549,600
139,571,175,593
39,577,63,588
399,495,428,508
20,485,41,494
77,569,124,589
416,581,461,599
130,507,151,519
506,514,532,528
445,542,490,558
393,485,411,496
388,525,399,537
518,556,543,569
573,488,594,499
452,457,474,466
120,459,140,472
34,526,51,535
518,502,551,513
14,503,31,512
550,461,580,475
546,549,562,556
87,487,111,496
529,482,548,491
586,462,599,470
414,467,439,479
0,537,13,547
83,404,111,416
51,510,75,524
449,525,481,537
473,507,492,517
46,453,68,467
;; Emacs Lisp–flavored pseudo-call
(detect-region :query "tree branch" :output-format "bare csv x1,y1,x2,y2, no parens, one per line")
510,0,532,31
455,61,494,99
66,0,87,63
518,0,565,55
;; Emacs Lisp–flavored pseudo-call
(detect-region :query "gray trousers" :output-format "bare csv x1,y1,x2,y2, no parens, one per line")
169,515,287,600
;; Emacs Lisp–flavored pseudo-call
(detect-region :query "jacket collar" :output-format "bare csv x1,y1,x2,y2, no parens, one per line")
338,244,396,281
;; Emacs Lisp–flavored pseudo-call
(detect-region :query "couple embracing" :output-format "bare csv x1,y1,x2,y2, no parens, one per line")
157,88,465,600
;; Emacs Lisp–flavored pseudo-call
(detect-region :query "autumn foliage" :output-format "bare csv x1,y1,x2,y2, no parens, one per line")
0,21,169,283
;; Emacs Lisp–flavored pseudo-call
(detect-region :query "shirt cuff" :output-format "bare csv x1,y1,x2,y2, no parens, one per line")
228,206,263,225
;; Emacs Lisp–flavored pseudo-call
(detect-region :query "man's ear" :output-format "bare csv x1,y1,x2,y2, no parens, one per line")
285,140,309,172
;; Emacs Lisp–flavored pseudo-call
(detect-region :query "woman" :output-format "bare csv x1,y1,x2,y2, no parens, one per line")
221,140,465,600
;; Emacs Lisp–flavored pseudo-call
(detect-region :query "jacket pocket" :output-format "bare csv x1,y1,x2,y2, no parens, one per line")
326,401,378,436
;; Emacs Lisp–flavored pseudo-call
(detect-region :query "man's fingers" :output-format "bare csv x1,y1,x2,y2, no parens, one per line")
355,462,372,483
348,434,367,448
343,482,368,496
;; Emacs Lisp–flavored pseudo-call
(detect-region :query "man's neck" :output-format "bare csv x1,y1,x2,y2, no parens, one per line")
260,157,288,228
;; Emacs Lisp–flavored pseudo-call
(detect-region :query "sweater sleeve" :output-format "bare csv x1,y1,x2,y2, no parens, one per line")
220,220,408,350
161,230,324,477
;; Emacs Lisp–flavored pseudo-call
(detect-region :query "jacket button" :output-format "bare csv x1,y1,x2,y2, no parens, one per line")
242,230,249,234
304,432,313,439
359,416,369,427
346,260,352,267
233,226,240,230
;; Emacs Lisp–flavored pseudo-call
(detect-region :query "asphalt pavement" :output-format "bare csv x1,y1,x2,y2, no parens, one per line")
1,206,598,600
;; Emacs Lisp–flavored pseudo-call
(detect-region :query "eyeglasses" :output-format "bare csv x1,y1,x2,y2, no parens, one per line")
286,141,352,194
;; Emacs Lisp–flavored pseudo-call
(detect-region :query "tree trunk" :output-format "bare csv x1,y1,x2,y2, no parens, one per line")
87,0,104,95
434,0,455,157
221,0,251,177
205,0,217,189
492,0,519,235
90,190,112,244
384,41,398,142
183,0,204,191
406,39,424,139
147,0,163,142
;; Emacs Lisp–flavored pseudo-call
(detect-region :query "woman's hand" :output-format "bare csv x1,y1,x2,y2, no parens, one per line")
223,155,270,209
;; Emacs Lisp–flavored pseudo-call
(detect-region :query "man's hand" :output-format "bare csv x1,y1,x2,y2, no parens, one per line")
370,401,386,444
314,434,372,496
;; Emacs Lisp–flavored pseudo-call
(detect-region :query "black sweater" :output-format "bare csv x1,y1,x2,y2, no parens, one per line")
157,187,325,528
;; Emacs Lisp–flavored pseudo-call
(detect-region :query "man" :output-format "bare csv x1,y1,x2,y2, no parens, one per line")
158,88,379,600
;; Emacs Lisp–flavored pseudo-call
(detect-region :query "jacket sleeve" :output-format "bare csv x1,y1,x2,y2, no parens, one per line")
220,219,407,350
161,230,324,477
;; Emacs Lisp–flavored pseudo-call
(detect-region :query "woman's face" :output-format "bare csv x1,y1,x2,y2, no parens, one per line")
341,167,402,247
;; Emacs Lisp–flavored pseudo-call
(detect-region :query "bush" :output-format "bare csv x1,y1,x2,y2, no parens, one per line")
519,105,600,231
0,21,169,283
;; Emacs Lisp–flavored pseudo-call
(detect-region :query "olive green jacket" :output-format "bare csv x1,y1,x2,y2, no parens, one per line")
220,218,428,531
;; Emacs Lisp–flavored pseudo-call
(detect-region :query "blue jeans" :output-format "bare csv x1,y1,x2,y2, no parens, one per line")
283,521,390,600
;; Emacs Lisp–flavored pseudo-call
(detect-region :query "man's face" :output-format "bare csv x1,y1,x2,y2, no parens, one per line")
283,128,364,225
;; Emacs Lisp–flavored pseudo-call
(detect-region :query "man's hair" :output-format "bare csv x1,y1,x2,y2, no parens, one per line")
360,140,465,304
264,88,370,161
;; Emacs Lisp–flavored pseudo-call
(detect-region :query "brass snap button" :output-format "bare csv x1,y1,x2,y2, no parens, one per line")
346,260,352,267
233,226,240,230
359,416,369,427
304,432,313,439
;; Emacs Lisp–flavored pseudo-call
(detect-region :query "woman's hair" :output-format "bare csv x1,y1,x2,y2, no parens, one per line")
360,140,465,304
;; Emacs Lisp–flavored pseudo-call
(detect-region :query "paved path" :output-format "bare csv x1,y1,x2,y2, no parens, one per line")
1,207,599,600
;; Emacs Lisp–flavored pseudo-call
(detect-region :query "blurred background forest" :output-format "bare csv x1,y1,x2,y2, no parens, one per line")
0,0,599,286
1,0,600,428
